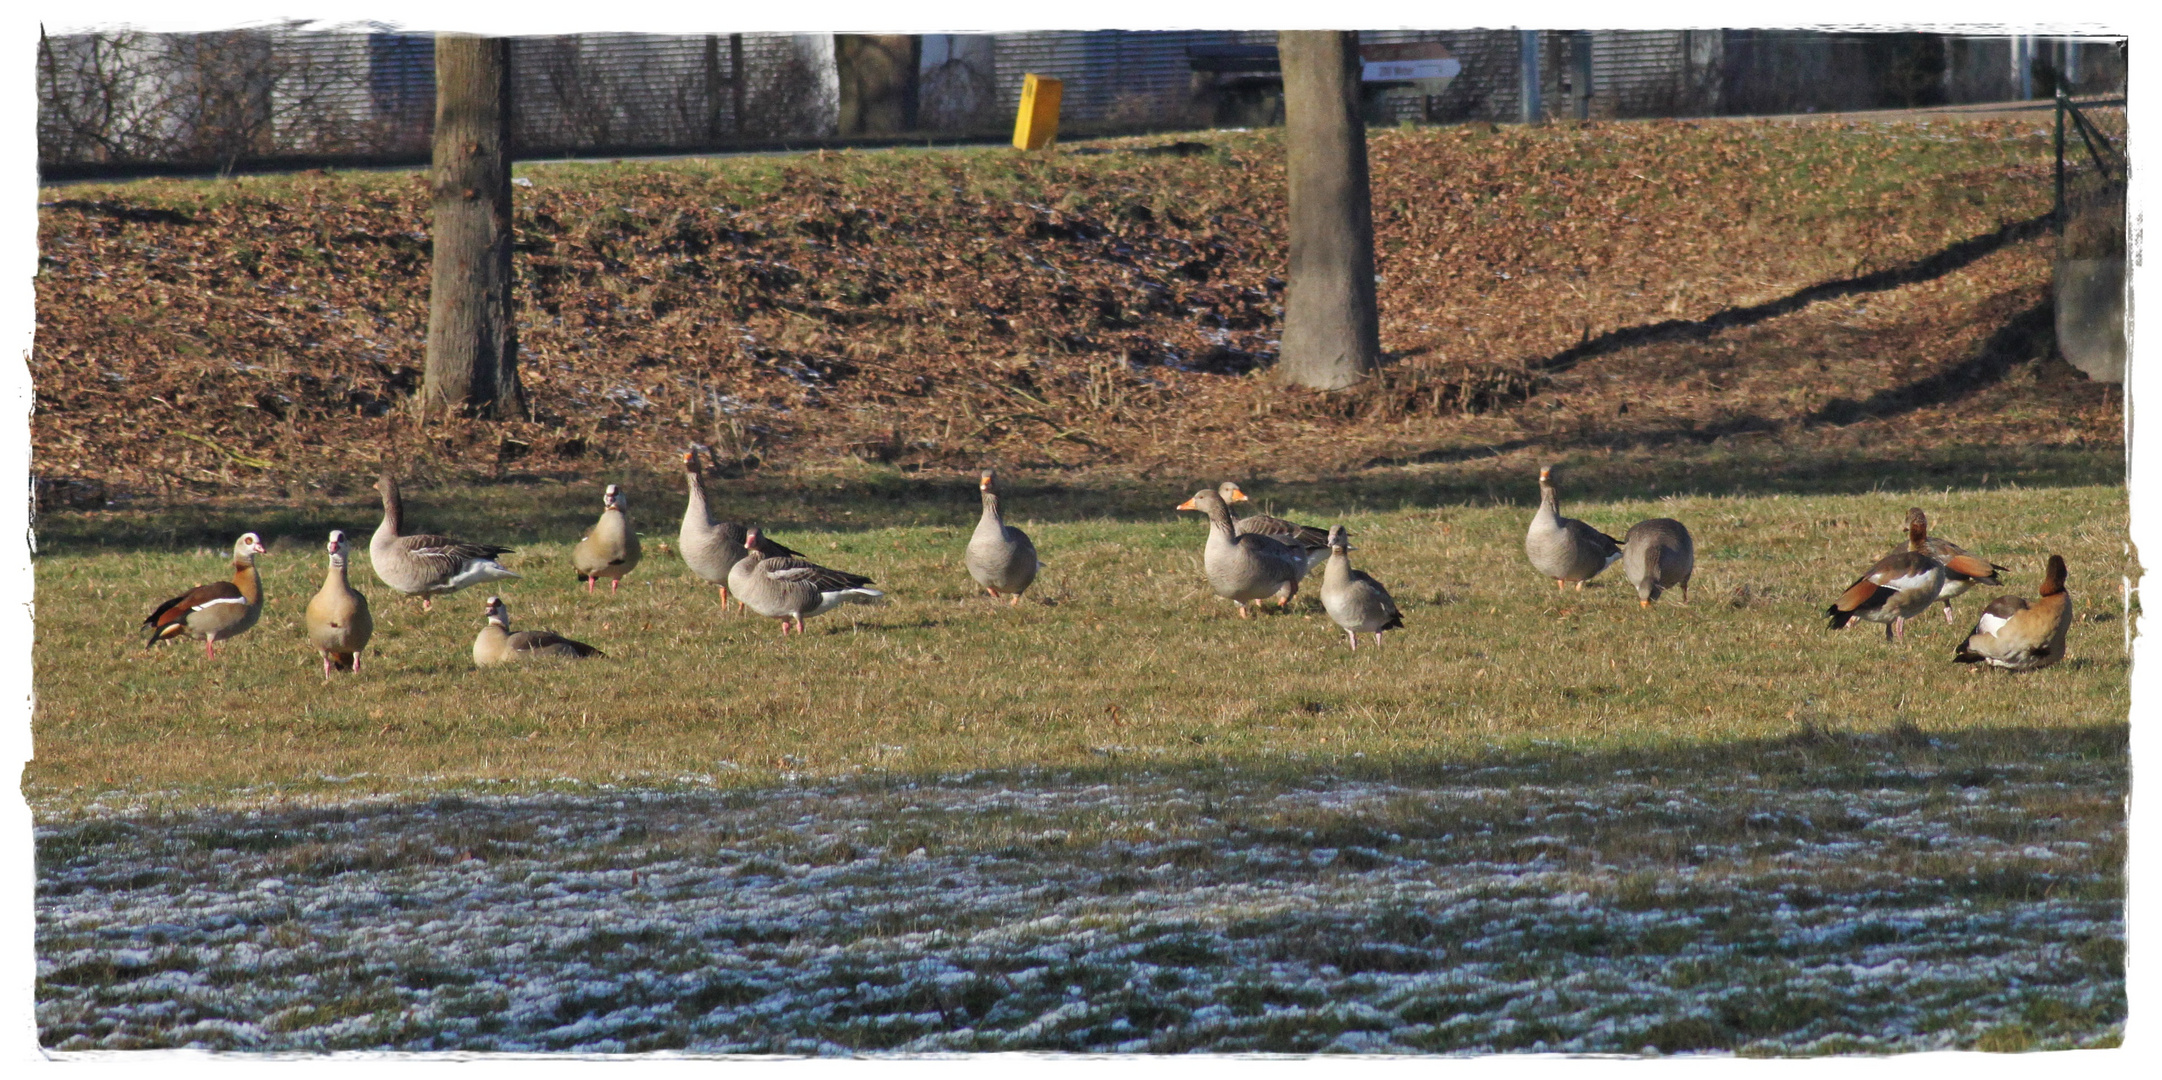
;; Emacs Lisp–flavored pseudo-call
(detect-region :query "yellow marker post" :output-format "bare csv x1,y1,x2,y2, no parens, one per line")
1012,73,1063,151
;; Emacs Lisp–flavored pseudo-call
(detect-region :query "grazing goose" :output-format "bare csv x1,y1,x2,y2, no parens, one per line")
473,595,604,666
1320,526,1404,649
730,527,884,634
1883,507,2007,624
1177,487,1307,617
304,530,374,676
142,532,266,659
966,468,1039,604
1525,464,1622,591
1622,518,1695,607
1827,508,1946,643
1955,555,2073,672
371,473,518,611
1218,481,1332,575
679,446,801,611
572,483,642,594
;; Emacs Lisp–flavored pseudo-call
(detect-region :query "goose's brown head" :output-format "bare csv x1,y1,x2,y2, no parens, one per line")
483,596,510,625
2041,554,2069,595
1906,508,1929,551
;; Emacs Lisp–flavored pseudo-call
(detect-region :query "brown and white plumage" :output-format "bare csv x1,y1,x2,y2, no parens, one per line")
1178,488,1307,617
1955,555,2072,672
572,483,642,594
1881,508,2006,624
371,473,518,611
304,530,373,676
728,526,884,634
143,532,266,659
1622,518,1695,607
966,468,1039,604
1827,508,1946,643
1217,482,1331,575
472,595,604,666
680,446,802,612
1525,464,1622,591
1319,525,1403,649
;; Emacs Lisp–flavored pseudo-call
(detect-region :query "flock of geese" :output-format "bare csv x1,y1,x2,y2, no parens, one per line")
139,455,2075,676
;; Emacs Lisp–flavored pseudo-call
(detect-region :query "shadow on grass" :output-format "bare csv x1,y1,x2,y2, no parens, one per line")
32,438,2123,557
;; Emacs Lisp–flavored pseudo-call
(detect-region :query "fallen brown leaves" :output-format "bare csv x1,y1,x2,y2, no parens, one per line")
32,116,2116,503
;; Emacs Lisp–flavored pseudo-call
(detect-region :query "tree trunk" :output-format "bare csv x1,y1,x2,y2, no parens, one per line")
835,34,920,136
423,34,525,420
1277,31,1382,391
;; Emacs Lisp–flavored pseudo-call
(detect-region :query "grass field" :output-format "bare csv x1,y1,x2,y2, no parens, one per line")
30,471,2130,800
29,469,2132,1052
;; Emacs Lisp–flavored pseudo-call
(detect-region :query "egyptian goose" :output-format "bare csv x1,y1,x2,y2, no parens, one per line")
371,473,518,611
1826,508,1946,642
142,532,266,659
473,595,604,666
1622,518,1695,607
1882,507,2007,623
572,483,642,594
679,446,802,611
1217,481,1331,575
1955,555,2073,671
304,530,374,676
966,468,1040,604
1525,464,1622,591
729,528,884,634
1177,487,1307,617
1319,525,1404,649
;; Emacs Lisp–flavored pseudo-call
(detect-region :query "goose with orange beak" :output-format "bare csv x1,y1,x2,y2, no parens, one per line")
1177,487,1306,617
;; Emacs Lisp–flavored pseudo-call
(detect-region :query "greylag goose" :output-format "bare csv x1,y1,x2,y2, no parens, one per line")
142,532,266,659
679,446,801,611
1320,525,1404,649
1883,507,2006,623
966,468,1039,604
1218,481,1331,575
1176,487,1306,617
1955,555,2072,671
730,527,884,634
1827,508,1946,643
371,473,518,611
304,529,374,676
572,483,642,594
1621,518,1695,607
473,595,604,666
1525,464,1622,591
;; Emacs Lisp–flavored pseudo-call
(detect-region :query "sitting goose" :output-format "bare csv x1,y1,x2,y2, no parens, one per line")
1176,487,1307,618
371,473,518,611
1827,508,1946,643
1218,481,1331,575
679,446,801,611
1955,555,2073,672
304,530,374,676
1320,526,1404,650
143,532,267,659
473,595,604,666
966,468,1039,605
730,527,884,635
1883,507,2007,624
572,483,642,594
1621,518,1695,607
1525,464,1622,591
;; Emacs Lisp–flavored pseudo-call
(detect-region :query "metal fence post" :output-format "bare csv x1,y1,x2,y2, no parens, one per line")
1518,29,1542,123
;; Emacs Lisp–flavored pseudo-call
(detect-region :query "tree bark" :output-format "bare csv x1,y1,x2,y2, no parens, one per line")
1277,31,1382,390
835,34,920,136
423,34,525,420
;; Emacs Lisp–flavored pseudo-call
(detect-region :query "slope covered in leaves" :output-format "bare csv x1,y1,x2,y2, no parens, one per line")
33,116,2111,503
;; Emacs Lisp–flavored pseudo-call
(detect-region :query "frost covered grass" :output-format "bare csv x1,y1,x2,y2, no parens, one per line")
36,726,2124,1054
29,479,2131,800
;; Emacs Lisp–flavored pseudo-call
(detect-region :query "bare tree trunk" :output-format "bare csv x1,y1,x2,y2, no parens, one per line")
835,34,920,136
1277,31,1381,391
423,34,525,420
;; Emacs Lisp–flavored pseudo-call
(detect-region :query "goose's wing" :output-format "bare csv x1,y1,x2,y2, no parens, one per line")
397,532,514,570
758,555,874,591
